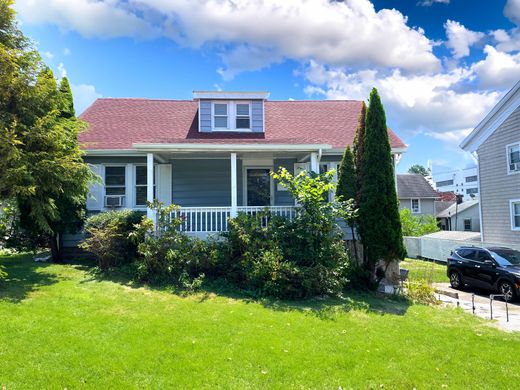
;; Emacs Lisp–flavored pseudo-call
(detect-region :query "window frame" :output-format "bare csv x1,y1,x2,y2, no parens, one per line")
465,175,478,183
463,218,472,231
134,164,157,208
436,179,454,187
506,141,520,175
466,188,478,195
411,198,421,214
510,199,520,231
103,165,126,207
211,100,252,132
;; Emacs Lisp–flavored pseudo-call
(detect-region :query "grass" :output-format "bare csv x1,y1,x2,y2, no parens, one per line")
400,258,449,284
1,254,519,389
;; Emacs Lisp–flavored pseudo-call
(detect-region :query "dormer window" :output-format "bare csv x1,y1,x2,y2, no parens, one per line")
236,103,250,129
213,103,228,129
212,101,251,131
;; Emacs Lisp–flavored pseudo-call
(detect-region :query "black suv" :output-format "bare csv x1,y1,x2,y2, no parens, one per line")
447,246,520,300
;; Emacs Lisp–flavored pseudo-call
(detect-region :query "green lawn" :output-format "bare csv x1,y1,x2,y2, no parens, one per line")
400,258,449,283
1,254,519,389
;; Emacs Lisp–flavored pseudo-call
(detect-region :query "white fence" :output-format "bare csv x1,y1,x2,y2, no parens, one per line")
171,206,297,233
405,236,520,263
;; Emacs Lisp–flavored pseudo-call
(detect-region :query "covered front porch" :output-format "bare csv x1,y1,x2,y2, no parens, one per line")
86,143,340,234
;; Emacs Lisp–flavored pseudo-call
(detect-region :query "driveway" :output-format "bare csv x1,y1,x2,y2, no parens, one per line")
433,283,520,332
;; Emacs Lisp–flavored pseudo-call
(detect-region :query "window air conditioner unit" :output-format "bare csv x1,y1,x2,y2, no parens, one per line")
105,195,125,208
510,162,520,172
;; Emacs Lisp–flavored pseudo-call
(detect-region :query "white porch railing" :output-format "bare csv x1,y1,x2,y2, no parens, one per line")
171,206,297,233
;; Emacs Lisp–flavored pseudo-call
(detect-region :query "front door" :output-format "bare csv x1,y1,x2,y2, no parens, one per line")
246,168,271,206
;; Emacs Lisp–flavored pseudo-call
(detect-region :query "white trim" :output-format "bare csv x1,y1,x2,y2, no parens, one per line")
505,141,520,175
212,101,230,130
103,164,127,209
85,149,144,156
133,143,331,152
146,153,155,223
411,198,421,214
193,91,269,100
510,199,520,231
476,154,484,242
134,164,157,208
461,80,520,152
231,153,238,217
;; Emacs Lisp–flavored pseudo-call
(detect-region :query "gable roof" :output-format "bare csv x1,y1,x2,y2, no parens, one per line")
78,98,407,151
436,200,479,219
397,174,438,199
461,80,520,153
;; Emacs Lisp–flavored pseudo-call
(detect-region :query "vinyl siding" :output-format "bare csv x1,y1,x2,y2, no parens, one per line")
451,205,480,232
199,100,212,132
399,198,435,216
478,104,520,244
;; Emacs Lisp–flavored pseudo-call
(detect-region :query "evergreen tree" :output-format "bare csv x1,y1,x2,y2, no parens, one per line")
358,88,405,278
58,77,75,118
352,102,366,205
0,0,93,261
336,145,358,261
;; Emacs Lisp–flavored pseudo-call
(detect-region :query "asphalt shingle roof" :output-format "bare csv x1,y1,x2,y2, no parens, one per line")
397,174,438,199
78,98,407,150
436,200,479,219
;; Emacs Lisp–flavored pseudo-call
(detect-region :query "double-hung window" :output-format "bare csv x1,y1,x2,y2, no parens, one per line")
135,166,156,207
213,103,229,129
511,200,520,231
464,218,472,231
104,166,126,207
507,142,520,173
235,103,251,129
411,199,420,214
212,101,251,131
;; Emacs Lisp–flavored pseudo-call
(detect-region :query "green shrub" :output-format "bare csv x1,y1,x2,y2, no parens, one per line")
0,264,7,283
131,201,208,291
400,208,440,237
220,168,356,299
79,209,143,269
403,280,439,305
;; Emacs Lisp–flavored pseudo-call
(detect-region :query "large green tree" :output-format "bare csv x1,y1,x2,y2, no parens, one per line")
352,102,366,205
358,88,405,279
0,0,93,261
408,164,429,176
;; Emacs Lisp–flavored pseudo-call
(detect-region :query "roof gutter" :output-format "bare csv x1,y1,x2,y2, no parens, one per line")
132,143,332,153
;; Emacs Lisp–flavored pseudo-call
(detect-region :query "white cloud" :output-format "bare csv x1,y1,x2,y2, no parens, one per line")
15,0,440,78
418,0,449,6
42,51,54,60
303,61,499,145
14,0,158,39
57,62,67,78
63,47,71,56
472,45,520,89
505,0,520,25
444,20,484,59
72,83,102,115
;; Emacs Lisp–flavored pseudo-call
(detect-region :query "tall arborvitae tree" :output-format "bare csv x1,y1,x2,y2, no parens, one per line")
358,88,405,278
352,102,366,205
0,0,93,261
58,77,75,118
336,145,358,261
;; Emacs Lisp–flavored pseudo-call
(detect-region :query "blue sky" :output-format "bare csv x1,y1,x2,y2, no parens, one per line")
13,0,520,173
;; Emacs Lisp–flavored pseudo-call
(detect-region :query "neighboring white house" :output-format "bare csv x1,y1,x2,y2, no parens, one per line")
436,200,480,232
431,166,479,201
461,80,520,245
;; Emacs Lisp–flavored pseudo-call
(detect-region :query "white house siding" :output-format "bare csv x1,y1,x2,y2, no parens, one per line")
450,205,480,232
478,105,520,244
399,198,435,216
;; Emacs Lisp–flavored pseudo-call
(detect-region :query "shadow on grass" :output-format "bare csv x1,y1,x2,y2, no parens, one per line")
83,266,411,318
0,253,61,303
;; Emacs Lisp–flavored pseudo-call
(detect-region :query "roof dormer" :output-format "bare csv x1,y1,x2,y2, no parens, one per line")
194,91,269,133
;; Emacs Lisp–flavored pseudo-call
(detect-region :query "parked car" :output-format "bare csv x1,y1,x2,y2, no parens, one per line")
447,246,520,300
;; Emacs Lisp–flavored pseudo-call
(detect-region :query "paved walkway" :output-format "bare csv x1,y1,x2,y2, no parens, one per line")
433,283,520,332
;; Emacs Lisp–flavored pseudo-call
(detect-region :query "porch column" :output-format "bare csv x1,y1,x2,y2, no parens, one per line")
230,152,238,218
146,152,155,224
310,152,319,173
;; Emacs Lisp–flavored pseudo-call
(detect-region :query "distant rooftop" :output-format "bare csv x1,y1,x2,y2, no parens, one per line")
397,174,438,199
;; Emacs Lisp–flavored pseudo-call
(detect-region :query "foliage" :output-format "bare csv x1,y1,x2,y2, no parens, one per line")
400,208,440,237
0,1,94,261
400,258,448,284
403,280,439,305
0,200,47,251
336,146,356,202
79,210,143,270
219,168,355,299
130,200,208,291
352,101,367,205
408,164,430,176
358,88,405,278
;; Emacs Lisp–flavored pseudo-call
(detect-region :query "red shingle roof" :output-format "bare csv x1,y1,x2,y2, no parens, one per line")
79,98,406,150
